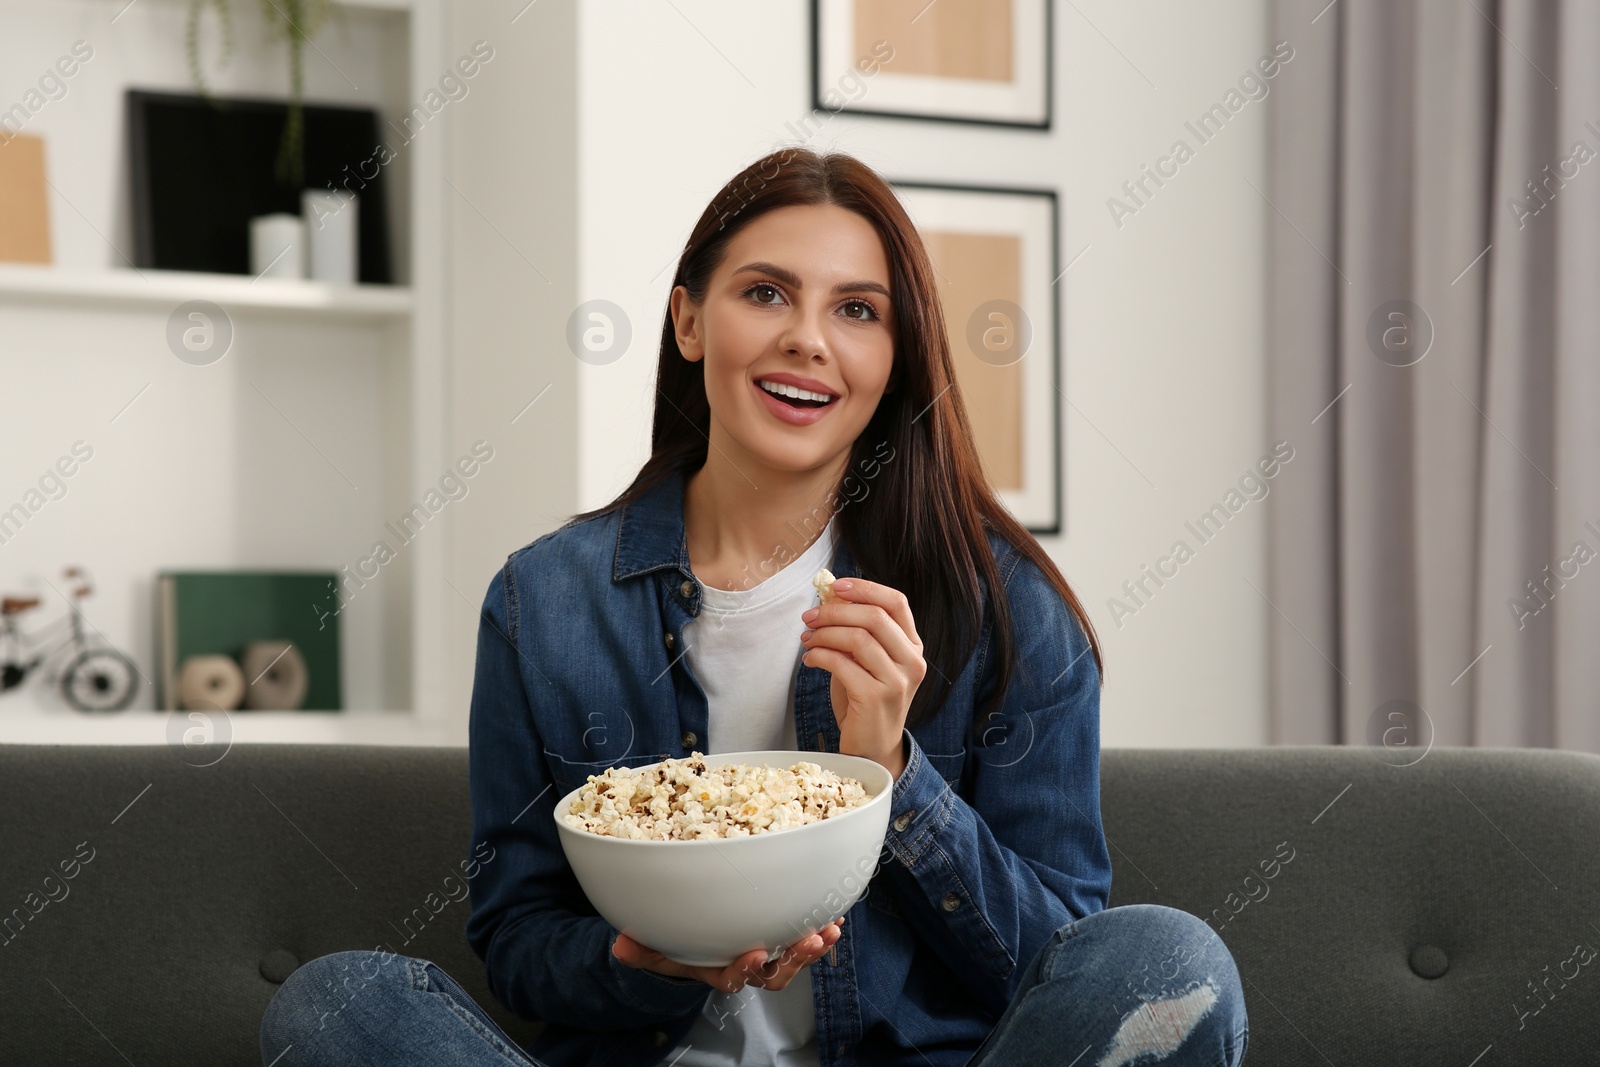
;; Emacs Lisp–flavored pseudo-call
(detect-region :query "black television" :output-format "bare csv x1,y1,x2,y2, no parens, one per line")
127,89,393,283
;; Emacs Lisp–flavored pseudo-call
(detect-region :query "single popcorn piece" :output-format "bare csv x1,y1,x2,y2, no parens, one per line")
812,567,838,604
562,753,871,841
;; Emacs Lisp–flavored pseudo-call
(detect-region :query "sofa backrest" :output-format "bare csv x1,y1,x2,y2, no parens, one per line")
3,743,1598,1065
1100,745,1600,1065
1,743,532,1066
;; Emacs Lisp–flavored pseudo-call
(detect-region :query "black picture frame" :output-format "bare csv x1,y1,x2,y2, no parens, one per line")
127,89,394,283
811,0,1053,131
891,178,1062,535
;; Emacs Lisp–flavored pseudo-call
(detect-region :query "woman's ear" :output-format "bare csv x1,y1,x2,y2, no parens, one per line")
670,285,704,363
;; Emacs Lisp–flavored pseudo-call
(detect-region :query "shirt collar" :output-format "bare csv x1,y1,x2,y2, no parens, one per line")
612,468,693,581
611,467,857,583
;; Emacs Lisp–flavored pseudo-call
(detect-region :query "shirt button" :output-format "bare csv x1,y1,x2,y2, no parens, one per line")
653,1030,668,1047
941,892,961,912
664,631,675,649
893,811,914,832
682,731,697,749
679,579,695,599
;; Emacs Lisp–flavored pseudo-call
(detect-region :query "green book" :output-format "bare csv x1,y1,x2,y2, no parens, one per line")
156,571,341,711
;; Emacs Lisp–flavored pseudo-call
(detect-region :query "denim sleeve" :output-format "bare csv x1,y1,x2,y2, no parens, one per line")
880,549,1112,1015
463,560,711,1029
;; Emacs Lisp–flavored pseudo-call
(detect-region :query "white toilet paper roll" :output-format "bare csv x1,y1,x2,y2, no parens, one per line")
302,189,359,284
249,213,306,279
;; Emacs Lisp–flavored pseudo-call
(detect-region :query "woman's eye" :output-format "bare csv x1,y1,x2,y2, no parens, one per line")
742,284,876,321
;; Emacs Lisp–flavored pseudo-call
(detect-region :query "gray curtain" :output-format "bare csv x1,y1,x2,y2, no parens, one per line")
1266,0,1600,749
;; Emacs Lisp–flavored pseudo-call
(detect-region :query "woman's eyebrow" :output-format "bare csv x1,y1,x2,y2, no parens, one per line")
733,261,891,300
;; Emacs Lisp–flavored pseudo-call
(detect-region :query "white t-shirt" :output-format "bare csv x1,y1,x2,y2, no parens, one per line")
668,517,838,1067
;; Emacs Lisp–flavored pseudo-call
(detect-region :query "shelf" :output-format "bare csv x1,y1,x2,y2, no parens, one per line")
0,264,413,322
0,709,463,747
114,0,413,15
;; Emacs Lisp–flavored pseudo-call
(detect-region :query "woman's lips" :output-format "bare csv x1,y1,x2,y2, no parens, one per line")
752,379,837,425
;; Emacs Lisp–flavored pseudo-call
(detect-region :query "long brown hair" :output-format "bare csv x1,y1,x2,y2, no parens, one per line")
571,147,1104,734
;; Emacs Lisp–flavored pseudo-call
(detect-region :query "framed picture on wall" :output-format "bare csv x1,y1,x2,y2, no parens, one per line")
812,0,1051,129
892,180,1061,534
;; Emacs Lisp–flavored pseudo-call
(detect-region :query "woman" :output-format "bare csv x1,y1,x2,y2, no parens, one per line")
261,148,1248,1067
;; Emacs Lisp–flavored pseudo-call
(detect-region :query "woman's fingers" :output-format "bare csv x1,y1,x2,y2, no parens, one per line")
801,643,879,694
831,578,922,648
611,932,648,965
615,922,845,993
718,921,843,992
620,938,757,991
612,933,676,973
804,617,900,682
804,602,921,672
613,932,723,986
749,922,841,991
803,608,928,698
804,596,923,675
712,948,777,992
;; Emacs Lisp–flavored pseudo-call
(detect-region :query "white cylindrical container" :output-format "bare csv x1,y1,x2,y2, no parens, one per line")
248,213,305,279
302,189,359,284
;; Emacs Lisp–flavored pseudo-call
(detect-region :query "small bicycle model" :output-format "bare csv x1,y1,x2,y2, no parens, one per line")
0,566,140,712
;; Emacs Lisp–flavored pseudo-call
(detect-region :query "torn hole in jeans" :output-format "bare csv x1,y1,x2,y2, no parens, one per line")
1096,981,1219,1067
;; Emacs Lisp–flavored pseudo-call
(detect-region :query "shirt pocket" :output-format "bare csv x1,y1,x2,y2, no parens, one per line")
544,749,671,801
865,881,905,919
921,749,966,786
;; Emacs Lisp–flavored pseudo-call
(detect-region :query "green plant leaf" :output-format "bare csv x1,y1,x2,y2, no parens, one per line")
186,0,235,103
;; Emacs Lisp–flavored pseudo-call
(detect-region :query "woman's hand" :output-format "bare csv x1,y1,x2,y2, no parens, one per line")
800,577,926,779
611,918,845,993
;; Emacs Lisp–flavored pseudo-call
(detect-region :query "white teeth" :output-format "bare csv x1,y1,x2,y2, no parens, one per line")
758,379,833,403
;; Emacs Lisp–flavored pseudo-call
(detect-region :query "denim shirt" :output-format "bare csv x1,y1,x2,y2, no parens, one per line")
464,469,1111,1067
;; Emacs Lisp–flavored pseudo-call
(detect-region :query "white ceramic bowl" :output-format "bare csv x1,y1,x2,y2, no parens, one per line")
553,749,893,967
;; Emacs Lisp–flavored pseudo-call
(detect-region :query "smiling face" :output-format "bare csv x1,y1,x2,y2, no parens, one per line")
671,202,897,478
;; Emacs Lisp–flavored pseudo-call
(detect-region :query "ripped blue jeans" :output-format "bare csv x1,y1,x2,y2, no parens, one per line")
260,903,1248,1066
966,903,1248,1066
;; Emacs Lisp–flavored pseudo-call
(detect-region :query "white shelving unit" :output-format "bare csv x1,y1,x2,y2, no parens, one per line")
0,707,457,746
0,264,414,321
0,0,455,745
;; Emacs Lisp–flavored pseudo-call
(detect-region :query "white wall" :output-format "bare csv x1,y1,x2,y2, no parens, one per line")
444,0,581,720
566,0,1272,747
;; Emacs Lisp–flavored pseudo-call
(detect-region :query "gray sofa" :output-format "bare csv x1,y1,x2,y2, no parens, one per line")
4,742,1599,1065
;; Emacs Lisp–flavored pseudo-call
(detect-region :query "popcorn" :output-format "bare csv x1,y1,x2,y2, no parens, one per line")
812,568,838,604
562,754,871,841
